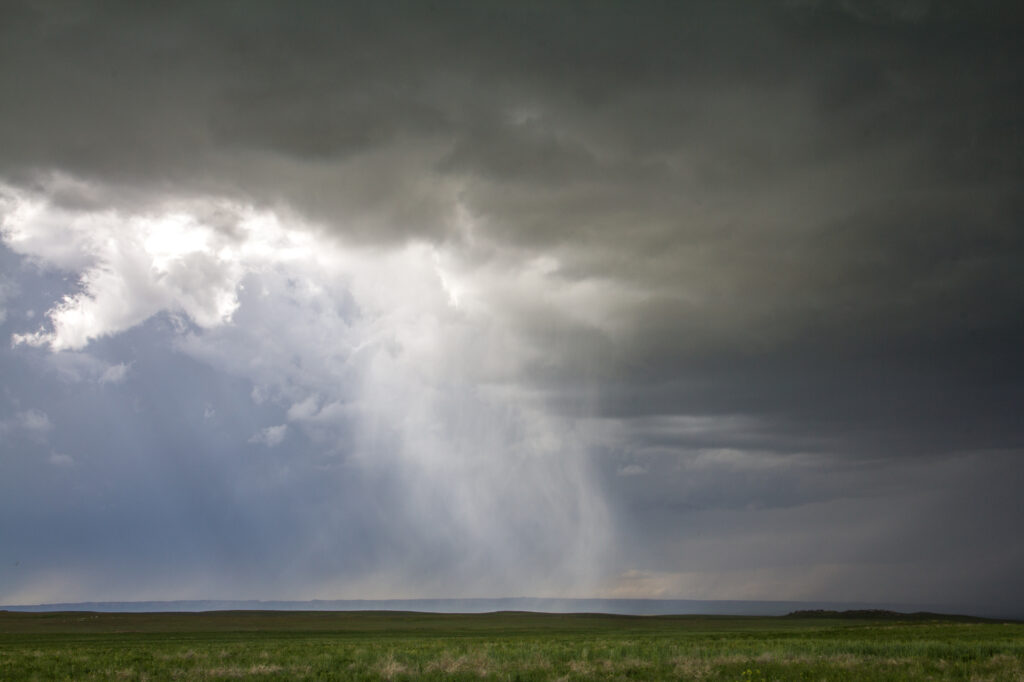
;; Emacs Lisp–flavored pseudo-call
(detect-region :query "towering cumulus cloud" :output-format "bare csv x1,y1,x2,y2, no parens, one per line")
0,1,1022,614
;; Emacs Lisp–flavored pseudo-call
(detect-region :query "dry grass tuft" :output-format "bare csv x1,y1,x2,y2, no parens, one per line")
378,654,409,680
202,666,246,678
247,663,283,674
568,658,594,675
425,650,491,676
671,656,712,679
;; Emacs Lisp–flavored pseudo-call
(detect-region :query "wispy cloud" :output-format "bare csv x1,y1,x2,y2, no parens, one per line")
1,409,53,436
249,424,288,448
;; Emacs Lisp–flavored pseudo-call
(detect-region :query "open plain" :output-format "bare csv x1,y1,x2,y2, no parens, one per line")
1,610,1022,680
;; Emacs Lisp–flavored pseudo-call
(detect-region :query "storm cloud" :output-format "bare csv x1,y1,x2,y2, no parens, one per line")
1,0,1022,615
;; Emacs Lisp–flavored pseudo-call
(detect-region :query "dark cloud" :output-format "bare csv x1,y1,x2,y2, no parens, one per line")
1,1,1022,612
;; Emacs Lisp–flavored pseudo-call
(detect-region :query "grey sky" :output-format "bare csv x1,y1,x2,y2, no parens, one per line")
1,0,1022,615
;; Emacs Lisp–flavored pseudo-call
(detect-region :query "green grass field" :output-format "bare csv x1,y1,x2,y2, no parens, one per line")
1,609,1022,680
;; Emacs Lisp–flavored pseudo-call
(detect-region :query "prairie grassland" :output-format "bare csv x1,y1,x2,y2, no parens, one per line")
1,610,1022,680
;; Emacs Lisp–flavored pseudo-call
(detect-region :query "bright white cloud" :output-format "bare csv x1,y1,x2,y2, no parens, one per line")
2,179,319,351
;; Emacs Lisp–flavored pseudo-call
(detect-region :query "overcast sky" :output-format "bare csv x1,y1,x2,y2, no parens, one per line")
1,0,1022,615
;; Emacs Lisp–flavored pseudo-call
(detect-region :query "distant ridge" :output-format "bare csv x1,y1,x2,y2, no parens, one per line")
4,598,1015,620
785,609,1013,623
